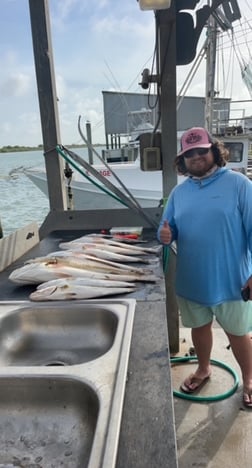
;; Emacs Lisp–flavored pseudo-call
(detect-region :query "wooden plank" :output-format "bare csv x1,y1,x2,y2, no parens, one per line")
117,302,178,468
0,223,39,272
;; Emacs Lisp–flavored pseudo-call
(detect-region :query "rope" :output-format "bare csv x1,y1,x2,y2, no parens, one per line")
56,146,128,206
56,144,159,229
64,163,74,210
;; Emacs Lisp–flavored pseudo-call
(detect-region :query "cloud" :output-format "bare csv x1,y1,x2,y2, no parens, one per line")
1,49,18,66
0,73,31,98
0,122,11,135
18,112,41,135
97,0,109,8
0,111,42,147
57,87,105,144
1,0,251,149
92,11,154,41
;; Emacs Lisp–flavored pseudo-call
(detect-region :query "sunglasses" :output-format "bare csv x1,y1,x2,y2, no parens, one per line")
183,148,210,158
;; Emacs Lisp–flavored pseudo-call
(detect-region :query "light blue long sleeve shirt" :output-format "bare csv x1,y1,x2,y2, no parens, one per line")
157,168,252,305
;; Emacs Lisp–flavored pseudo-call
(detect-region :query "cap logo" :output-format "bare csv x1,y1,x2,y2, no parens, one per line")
185,132,203,145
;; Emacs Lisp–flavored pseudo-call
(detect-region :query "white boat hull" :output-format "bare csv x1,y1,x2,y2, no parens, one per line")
25,141,248,211
25,161,165,210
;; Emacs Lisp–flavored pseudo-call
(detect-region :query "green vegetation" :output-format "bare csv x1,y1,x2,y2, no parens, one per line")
0,144,43,153
0,143,105,153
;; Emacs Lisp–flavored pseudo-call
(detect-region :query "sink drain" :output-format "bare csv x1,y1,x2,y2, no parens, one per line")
45,360,67,366
40,351,79,366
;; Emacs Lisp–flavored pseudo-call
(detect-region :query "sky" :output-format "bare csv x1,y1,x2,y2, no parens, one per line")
0,0,252,147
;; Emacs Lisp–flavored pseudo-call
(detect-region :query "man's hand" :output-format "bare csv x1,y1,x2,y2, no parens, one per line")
242,276,252,301
159,220,172,245
247,276,252,300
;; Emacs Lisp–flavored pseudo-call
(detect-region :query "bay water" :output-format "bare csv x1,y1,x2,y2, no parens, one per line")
0,147,104,237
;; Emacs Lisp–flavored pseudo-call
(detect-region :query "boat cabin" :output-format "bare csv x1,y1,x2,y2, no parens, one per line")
223,135,250,175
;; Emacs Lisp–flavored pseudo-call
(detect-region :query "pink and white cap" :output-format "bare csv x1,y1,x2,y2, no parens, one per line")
178,127,212,156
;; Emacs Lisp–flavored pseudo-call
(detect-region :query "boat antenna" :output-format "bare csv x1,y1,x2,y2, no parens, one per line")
225,18,252,99
177,38,208,111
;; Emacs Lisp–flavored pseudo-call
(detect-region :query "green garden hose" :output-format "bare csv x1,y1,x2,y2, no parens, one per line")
163,245,170,273
171,356,239,402
56,145,128,206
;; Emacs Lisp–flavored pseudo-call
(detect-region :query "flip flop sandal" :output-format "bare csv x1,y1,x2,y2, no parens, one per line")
180,374,210,394
243,390,252,408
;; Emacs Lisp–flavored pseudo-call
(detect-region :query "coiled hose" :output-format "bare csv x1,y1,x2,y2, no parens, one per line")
171,356,239,402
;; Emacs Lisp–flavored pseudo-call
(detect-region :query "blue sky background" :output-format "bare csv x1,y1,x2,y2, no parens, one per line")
0,0,252,147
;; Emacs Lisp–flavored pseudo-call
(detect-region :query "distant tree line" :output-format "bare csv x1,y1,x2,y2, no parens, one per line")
0,143,105,153
0,144,44,153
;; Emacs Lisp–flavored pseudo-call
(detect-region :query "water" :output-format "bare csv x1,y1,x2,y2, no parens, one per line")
0,147,103,237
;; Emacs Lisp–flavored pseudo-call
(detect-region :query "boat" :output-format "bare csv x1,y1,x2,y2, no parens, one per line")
24,120,251,210
25,109,166,210
25,156,163,210
24,1,252,210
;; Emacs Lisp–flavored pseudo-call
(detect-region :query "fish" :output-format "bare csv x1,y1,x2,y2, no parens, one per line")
8,261,65,285
9,257,157,285
36,277,135,290
69,247,150,264
27,253,151,274
59,235,160,254
60,241,149,256
90,235,161,254
30,282,136,301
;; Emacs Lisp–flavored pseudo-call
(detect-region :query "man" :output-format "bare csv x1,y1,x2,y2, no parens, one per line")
158,127,252,407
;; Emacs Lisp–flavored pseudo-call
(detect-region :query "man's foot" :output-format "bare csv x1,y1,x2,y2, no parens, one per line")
180,373,211,394
243,388,252,408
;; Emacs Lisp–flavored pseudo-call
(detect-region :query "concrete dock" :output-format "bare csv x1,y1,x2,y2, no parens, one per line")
172,322,252,467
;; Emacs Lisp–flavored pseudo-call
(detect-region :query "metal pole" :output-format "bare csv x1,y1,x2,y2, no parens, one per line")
156,5,177,198
205,14,217,132
156,2,179,353
86,121,94,164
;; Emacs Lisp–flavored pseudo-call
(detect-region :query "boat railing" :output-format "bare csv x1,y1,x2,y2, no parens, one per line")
212,99,252,137
102,146,138,163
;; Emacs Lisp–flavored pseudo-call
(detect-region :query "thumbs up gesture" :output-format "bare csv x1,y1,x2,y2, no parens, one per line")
160,220,172,245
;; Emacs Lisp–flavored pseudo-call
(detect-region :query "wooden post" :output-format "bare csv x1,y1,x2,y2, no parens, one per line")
29,0,67,211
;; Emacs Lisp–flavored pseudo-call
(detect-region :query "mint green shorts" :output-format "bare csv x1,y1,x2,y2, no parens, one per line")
177,296,252,336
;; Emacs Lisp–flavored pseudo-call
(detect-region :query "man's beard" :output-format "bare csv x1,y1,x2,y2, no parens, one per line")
187,159,217,178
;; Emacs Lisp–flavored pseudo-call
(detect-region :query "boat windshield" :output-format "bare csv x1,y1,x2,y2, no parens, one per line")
224,142,243,162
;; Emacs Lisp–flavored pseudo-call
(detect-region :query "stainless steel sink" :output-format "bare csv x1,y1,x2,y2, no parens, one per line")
0,375,98,467
0,305,118,366
0,299,136,468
